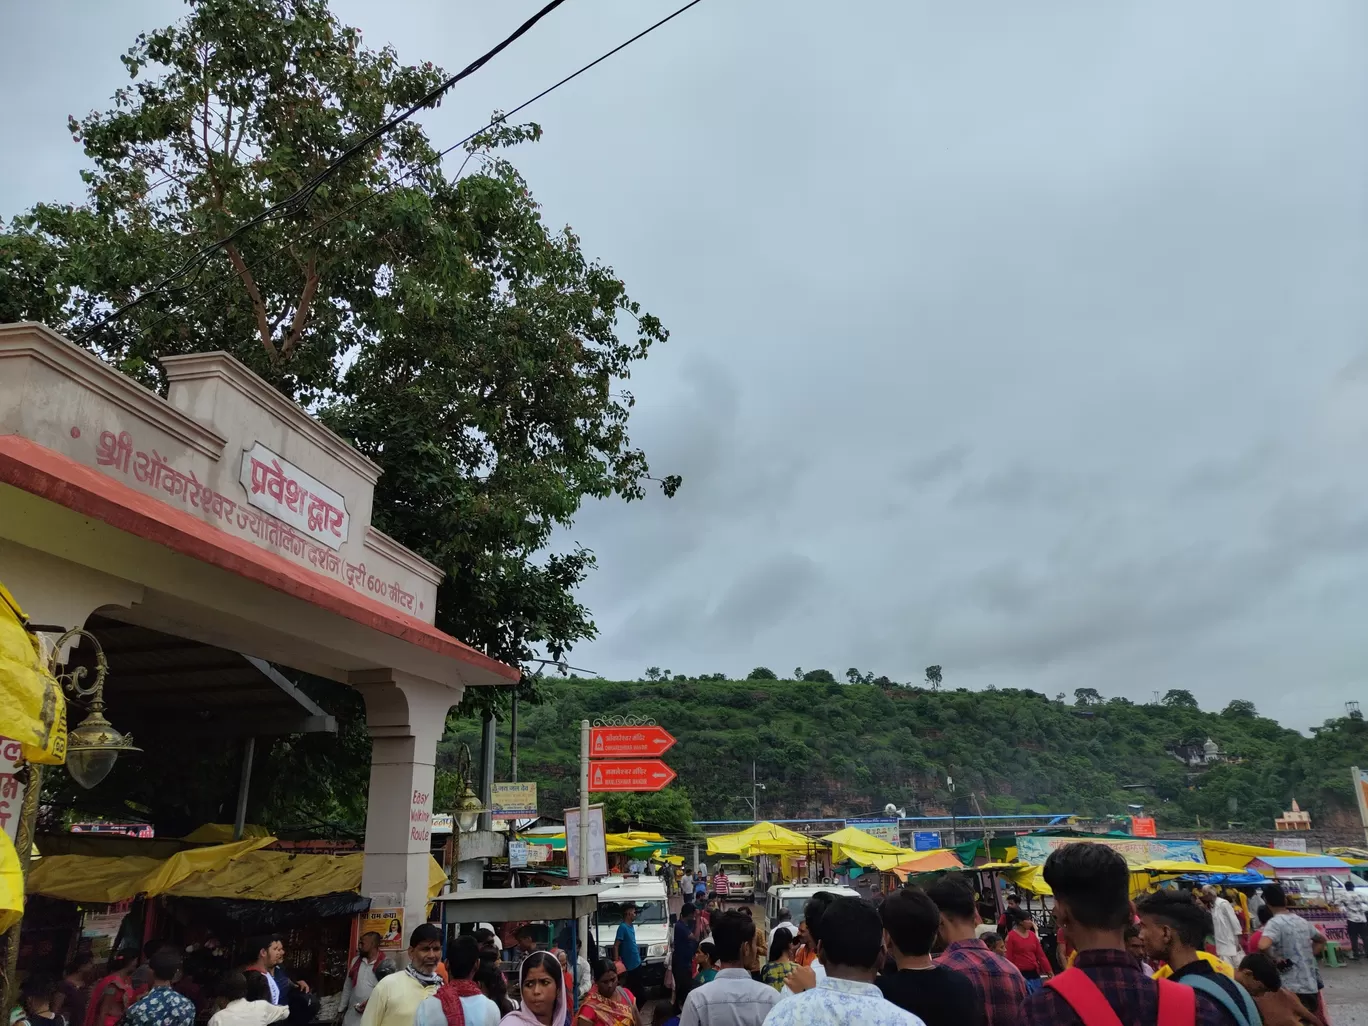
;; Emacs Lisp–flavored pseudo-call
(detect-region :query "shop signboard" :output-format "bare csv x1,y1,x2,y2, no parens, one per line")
526,844,552,864
913,831,941,851
431,814,453,835
1130,816,1157,838
856,820,900,845
1016,835,1201,867
509,841,529,868
361,907,405,949
565,804,608,879
1354,766,1368,843
492,782,538,820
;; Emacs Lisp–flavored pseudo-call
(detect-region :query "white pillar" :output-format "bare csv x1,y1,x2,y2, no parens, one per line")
353,669,463,949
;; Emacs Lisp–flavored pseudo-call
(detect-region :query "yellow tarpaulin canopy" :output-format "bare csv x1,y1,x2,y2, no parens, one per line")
27,839,447,904
706,822,815,857
530,831,668,854
1005,864,1052,895
1199,839,1351,870
0,581,67,765
820,827,919,871
977,861,1025,870
0,831,24,933
180,824,273,844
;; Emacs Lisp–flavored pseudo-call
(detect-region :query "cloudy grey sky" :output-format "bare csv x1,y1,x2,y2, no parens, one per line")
5,2,1368,729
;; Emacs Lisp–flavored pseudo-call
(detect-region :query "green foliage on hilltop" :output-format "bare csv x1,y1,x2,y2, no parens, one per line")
441,678,1368,831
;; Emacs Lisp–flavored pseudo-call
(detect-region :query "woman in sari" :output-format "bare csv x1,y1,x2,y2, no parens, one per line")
574,963,638,1026
500,952,566,1026
82,957,134,1026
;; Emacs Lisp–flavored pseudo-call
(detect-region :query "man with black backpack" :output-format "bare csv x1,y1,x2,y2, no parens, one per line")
1136,890,1260,1026
1021,843,1227,1026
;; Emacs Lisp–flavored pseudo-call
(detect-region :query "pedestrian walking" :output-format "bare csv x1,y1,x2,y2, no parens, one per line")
337,933,384,1026
361,925,445,1026
1339,879,1368,959
1257,884,1327,1016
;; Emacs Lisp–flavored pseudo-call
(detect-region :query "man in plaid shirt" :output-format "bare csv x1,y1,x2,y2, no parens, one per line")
927,875,1027,1026
1021,844,1224,1026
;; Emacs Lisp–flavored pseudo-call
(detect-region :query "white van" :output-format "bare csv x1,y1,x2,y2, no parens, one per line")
716,859,757,902
596,875,670,987
766,883,861,926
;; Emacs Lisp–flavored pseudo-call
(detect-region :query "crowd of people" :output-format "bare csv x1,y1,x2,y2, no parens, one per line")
656,843,1343,1026
18,844,1351,1026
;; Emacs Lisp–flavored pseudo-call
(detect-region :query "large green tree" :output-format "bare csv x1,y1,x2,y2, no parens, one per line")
6,0,676,831
0,0,675,684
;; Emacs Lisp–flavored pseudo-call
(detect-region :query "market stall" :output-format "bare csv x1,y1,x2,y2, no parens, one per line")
1247,855,1355,945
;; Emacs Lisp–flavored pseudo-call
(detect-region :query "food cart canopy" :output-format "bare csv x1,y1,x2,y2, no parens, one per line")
706,822,815,857
1198,839,1368,869
432,885,605,922
1251,856,1352,872
890,850,964,878
27,839,447,903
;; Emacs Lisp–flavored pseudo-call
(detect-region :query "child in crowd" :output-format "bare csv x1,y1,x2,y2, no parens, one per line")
1237,953,1323,1026
695,943,718,985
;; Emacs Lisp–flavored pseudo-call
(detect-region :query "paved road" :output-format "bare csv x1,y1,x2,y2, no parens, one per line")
1324,958,1368,1026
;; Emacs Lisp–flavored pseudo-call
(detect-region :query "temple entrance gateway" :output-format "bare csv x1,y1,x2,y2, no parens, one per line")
0,321,518,934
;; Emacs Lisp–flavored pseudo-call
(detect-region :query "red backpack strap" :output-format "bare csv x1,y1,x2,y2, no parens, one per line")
1045,969,1127,1026
1155,978,1197,1026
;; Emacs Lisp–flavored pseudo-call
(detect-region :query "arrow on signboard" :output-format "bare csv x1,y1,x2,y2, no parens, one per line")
587,759,677,792
589,726,677,757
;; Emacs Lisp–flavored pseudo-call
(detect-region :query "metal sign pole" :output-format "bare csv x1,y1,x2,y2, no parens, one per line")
578,719,590,967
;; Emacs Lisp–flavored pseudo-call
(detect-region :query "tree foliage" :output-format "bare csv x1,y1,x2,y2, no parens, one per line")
925,665,943,691
1163,689,1200,709
446,677,1368,832
596,788,697,835
801,669,837,683
0,0,676,694
1074,688,1102,707
10,0,678,834
746,667,777,681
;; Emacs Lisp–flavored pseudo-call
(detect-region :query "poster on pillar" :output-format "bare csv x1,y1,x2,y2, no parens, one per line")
564,804,608,879
0,737,26,843
361,908,405,950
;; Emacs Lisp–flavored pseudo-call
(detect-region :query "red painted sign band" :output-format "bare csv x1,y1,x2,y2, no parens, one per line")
588,759,677,792
590,726,677,758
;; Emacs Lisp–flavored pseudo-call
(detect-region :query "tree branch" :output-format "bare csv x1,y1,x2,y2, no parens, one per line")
224,243,278,361
281,255,319,358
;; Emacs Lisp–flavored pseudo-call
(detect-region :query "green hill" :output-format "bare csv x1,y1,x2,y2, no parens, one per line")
442,678,1368,832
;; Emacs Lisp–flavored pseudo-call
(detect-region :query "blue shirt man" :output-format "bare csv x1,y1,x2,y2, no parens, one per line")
615,904,643,972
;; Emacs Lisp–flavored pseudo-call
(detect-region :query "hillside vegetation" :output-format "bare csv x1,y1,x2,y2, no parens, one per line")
442,678,1368,832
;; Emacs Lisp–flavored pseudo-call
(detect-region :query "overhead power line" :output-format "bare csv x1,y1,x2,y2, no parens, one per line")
92,0,708,348
77,0,572,342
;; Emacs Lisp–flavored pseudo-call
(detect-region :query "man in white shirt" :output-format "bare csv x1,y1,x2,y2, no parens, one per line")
761,897,924,1026
768,910,799,950
336,932,384,1026
1342,879,1368,959
416,937,500,1026
681,911,781,1026
210,973,289,1026
1201,886,1244,965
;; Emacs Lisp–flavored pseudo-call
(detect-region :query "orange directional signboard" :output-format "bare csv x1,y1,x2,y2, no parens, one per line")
590,726,677,758
589,759,677,792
